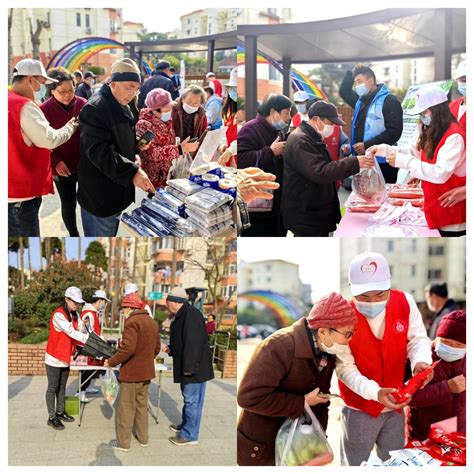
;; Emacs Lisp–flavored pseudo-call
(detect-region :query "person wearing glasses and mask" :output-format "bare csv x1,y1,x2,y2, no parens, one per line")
40,67,87,237
8,59,78,237
337,252,433,466
282,101,374,237
237,292,357,466
77,58,155,237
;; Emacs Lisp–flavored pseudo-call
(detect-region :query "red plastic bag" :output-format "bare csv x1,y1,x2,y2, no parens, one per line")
429,428,466,449
392,360,440,403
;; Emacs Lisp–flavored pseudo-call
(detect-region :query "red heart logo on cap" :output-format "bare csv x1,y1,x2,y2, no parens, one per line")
360,261,378,276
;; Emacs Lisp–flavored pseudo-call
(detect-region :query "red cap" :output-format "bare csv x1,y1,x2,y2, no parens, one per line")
121,293,144,309
436,310,466,344
306,292,357,329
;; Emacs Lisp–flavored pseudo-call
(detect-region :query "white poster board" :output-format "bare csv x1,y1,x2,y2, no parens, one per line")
179,60,186,96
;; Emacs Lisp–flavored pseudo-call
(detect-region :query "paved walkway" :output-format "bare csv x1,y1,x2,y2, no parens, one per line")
9,372,236,466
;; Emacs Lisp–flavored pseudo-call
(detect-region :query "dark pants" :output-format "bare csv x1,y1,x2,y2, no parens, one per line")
45,364,70,419
54,174,79,237
8,197,42,237
379,163,399,184
292,230,330,237
117,381,150,449
81,207,121,237
438,229,466,237
241,213,286,237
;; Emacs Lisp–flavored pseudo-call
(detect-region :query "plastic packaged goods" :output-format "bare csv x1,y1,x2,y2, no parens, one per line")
352,159,386,204
185,187,233,212
121,213,158,236
138,200,194,236
186,205,232,227
387,183,424,199
100,369,119,406
132,208,172,236
189,161,219,176
165,186,188,203
201,173,221,189
345,193,383,213
383,449,442,466
189,174,203,185
154,189,186,217
387,197,424,207
392,360,440,404
275,403,334,466
187,217,234,237
220,166,237,176
167,178,202,196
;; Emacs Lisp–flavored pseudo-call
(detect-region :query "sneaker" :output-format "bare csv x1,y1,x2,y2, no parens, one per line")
109,439,130,452
86,387,100,394
133,434,148,447
169,423,182,433
56,412,75,423
169,436,198,446
47,416,65,431
79,392,90,403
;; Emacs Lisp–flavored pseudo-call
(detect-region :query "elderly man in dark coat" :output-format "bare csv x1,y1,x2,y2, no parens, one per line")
163,287,214,446
237,292,357,466
105,292,161,452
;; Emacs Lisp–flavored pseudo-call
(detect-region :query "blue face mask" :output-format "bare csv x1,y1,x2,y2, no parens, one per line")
420,113,432,127
160,111,172,122
228,87,237,102
272,119,288,131
457,83,466,97
355,83,369,97
296,103,307,113
435,341,466,362
354,299,387,319
32,78,47,102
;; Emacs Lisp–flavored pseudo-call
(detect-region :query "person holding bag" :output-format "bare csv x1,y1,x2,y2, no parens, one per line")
367,86,466,236
237,292,357,466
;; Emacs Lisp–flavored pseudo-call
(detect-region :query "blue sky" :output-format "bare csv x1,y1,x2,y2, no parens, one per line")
8,238,97,271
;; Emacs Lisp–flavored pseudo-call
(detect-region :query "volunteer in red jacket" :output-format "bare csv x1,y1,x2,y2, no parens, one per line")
124,283,153,318
291,90,310,128
45,287,89,430
77,289,111,402
368,85,466,236
206,72,223,97
40,67,87,237
8,59,78,237
336,252,432,466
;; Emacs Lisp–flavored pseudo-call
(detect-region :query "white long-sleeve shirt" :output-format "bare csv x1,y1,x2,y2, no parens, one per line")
45,311,89,368
9,100,76,203
336,291,432,411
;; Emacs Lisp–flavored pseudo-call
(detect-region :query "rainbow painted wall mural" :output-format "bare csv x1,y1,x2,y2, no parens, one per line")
237,41,327,100
47,37,153,75
238,290,303,328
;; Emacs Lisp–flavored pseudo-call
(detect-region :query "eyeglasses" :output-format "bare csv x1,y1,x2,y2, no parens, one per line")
330,328,355,339
54,88,75,96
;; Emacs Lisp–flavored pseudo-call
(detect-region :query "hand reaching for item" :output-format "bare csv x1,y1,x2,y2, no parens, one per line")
181,136,199,154
133,168,155,194
55,160,71,177
413,362,433,389
270,136,286,156
378,387,412,410
304,387,329,406
237,167,280,203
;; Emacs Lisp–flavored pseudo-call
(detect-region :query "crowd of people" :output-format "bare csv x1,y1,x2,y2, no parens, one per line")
8,57,239,237
237,251,466,466
44,284,214,451
236,62,467,237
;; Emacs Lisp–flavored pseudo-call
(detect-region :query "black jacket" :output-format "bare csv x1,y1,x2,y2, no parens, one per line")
138,71,176,108
76,82,92,100
282,121,360,235
339,70,403,148
169,303,215,384
77,83,139,217
429,299,459,339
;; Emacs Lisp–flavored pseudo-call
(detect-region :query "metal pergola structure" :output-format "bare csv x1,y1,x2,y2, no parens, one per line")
124,31,237,75
238,8,466,118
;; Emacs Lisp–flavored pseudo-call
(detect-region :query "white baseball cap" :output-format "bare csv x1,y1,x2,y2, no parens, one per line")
12,58,58,84
405,85,448,116
455,61,466,80
206,72,215,78
124,283,138,295
65,286,85,303
348,252,391,297
225,67,238,87
92,290,111,302
294,90,310,102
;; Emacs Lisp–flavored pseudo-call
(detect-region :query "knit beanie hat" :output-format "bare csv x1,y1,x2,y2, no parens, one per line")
436,310,466,344
110,58,141,83
306,292,357,329
121,292,144,309
166,287,188,303
145,88,174,110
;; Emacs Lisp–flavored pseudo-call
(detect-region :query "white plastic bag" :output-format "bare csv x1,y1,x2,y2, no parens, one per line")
275,403,333,466
167,153,193,180
100,368,119,406
352,159,386,204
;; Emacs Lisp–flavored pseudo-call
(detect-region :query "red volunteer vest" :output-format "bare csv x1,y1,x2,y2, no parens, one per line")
46,306,75,364
420,122,466,229
449,98,466,135
8,91,54,199
81,308,101,336
291,113,304,128
338,290,409,418
324,126,342,162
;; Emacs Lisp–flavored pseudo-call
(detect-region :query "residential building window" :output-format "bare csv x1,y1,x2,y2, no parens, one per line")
429,245,445,256
411,239,417,251
85,14,90,28
387,240,394,252
186,30,191,36
223,285,236,298
411,264,416,277
269,65,281,81
187,19,190,24
76,13,81,26
428,269,443,280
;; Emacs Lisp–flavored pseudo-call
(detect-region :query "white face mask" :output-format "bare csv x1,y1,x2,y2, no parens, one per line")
320,333,350,356
160,111,172,122
320,123,334,138
31,77,47,102
354,299,388,319
183,103,199,114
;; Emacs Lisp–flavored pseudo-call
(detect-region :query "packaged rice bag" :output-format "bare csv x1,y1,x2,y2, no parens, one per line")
352,159,386,204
